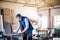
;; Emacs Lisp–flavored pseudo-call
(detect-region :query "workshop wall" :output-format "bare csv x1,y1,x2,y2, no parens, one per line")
0,1,24,31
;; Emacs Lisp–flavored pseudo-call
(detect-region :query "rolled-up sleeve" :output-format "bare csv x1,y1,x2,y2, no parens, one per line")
22,18,29,33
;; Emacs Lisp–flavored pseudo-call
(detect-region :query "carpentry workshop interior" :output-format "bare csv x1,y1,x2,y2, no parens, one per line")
0,0,60,40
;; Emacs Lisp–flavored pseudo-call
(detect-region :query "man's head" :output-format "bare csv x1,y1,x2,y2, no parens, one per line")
16,14,21,21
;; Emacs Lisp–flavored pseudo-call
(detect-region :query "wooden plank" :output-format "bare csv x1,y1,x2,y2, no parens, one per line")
0,15,4,32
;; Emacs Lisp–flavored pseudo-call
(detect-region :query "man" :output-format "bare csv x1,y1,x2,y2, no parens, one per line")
16,14,33,40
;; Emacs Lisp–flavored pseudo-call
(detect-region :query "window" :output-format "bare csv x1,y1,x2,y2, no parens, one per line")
39,9,49,30
41,16,48,30
51,8,60,28
54,15,60,28
21,6,38,20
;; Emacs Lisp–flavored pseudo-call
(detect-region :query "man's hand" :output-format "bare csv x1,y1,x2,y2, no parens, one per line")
19,32,24,35
20,32,23,34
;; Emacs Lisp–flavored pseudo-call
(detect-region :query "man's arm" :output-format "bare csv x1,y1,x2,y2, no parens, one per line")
22,18,29,33
15,22,21,33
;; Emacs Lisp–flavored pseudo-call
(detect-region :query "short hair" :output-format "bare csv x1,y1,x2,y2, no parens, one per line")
16,14,21,18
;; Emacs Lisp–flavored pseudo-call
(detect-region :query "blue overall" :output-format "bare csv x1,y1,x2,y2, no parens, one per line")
19,16,33,40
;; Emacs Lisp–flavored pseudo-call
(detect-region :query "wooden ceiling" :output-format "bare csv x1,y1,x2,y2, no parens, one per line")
0,0,60,8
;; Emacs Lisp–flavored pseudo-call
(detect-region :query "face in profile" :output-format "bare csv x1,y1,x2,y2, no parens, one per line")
17,17,21,21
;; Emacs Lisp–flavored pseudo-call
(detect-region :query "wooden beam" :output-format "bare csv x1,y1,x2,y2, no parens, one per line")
1,0,60,9
25,0,30,3
0,1,47,8
48,8,51,30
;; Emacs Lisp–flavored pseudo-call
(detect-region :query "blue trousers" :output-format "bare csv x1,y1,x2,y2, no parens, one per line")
23,32,32,40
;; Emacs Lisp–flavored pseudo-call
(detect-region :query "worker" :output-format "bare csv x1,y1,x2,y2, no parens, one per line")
16,14,33,40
